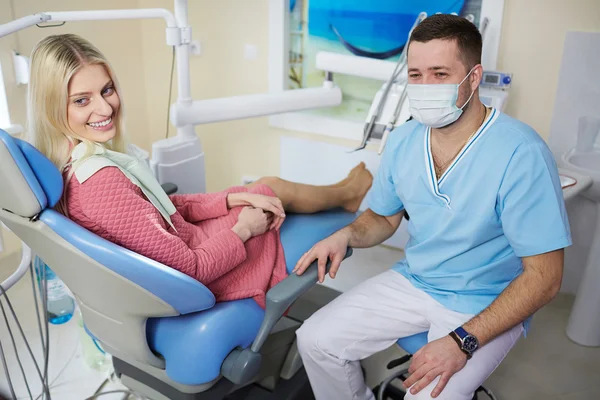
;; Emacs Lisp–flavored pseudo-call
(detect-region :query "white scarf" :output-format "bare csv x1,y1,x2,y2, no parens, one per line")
69,142,177,231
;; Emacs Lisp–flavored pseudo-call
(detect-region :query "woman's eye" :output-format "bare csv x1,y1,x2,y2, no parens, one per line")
74,97,89,106
102,87,114,96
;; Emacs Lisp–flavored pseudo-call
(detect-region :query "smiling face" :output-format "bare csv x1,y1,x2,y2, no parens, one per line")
67,64,120,143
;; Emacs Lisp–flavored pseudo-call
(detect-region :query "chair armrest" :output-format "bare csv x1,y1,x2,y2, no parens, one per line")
221,247,353,384
161,182,178,195
250,247,353,352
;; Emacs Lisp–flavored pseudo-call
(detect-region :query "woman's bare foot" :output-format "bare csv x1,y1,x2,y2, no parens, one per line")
342,166,373,213
334,162,367,188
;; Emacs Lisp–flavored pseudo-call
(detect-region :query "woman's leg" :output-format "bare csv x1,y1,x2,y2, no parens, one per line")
246,163,372,214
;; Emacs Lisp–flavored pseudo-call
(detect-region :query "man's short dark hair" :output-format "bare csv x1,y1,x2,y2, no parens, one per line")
408,14,482,70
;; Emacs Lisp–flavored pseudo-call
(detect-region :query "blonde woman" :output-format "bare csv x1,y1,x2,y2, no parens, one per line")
28,34,372,308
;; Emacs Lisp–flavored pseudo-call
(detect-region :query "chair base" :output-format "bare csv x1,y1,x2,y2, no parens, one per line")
114,357,315,400
114,283,343,399
224,368,315,400
113,314,310,399
114,357,232,400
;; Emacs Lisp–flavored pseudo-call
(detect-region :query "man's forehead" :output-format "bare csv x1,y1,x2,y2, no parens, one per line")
407,39,461,68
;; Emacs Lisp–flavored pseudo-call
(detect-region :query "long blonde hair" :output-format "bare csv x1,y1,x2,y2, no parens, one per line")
27,34,127,215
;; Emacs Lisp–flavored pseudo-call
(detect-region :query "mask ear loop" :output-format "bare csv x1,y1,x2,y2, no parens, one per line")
458,66,477,110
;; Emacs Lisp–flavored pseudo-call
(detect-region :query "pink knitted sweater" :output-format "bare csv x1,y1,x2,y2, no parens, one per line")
65,166,288,308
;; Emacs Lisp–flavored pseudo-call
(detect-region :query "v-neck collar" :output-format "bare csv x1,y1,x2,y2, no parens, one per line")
423,107,499,208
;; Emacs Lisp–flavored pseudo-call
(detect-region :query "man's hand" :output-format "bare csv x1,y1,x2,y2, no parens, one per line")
403,335,467,398
292,230,350,283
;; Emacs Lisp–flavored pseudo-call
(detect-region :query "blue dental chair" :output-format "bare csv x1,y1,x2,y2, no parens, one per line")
0,129,357,399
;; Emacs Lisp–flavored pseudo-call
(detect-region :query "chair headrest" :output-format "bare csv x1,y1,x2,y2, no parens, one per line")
0,129,63,217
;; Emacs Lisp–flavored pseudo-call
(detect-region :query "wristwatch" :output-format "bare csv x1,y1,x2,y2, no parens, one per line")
448,327,479,359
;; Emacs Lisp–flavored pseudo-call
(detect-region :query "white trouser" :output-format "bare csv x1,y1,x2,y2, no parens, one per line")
296,269,524,400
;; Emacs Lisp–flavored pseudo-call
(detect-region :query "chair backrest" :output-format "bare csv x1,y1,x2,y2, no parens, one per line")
0,130,62,219
0,129,215,368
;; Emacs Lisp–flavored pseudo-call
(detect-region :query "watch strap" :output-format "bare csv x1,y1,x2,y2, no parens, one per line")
449,330,462,347
448,330,472,360
454,326,469,339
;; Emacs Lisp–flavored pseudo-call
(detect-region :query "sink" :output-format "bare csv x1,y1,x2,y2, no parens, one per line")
560,151,600,346
562,152,600,201
568,153,600,169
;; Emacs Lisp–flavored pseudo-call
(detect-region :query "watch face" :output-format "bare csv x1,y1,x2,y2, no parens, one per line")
463,335,478,352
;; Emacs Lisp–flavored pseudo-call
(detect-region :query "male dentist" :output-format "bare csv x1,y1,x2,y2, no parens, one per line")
293,14,571,400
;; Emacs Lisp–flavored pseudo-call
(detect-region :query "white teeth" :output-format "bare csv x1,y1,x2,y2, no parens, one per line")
88,117,112,128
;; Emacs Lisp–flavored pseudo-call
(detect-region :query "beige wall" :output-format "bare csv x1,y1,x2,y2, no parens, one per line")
139,0,288,193
498,0,600,139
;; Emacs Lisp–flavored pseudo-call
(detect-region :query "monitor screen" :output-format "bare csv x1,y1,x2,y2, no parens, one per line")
484,74,499,84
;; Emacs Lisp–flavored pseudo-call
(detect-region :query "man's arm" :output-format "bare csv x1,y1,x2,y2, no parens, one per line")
293,209,404,281
403,248,564,397
463,249,563,345
341,209,405,248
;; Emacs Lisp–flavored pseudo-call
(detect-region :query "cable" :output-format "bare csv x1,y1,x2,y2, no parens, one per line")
29,259,52,400
0,339,16,400
33,337,78,400
30,263,46,355
165,46,176,139
92,338,106,355
0,298,33,399
33,361,73,400
83,390,142,400
41,265,50,400
30,260,54,400
0,283,50,399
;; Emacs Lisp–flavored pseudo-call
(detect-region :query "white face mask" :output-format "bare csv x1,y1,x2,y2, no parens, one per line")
406,67,476,129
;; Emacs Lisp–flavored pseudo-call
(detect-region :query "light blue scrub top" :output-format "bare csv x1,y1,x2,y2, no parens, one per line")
368,108,571,331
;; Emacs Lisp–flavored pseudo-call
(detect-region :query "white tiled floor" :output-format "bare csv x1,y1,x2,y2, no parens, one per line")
1,247,600,400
